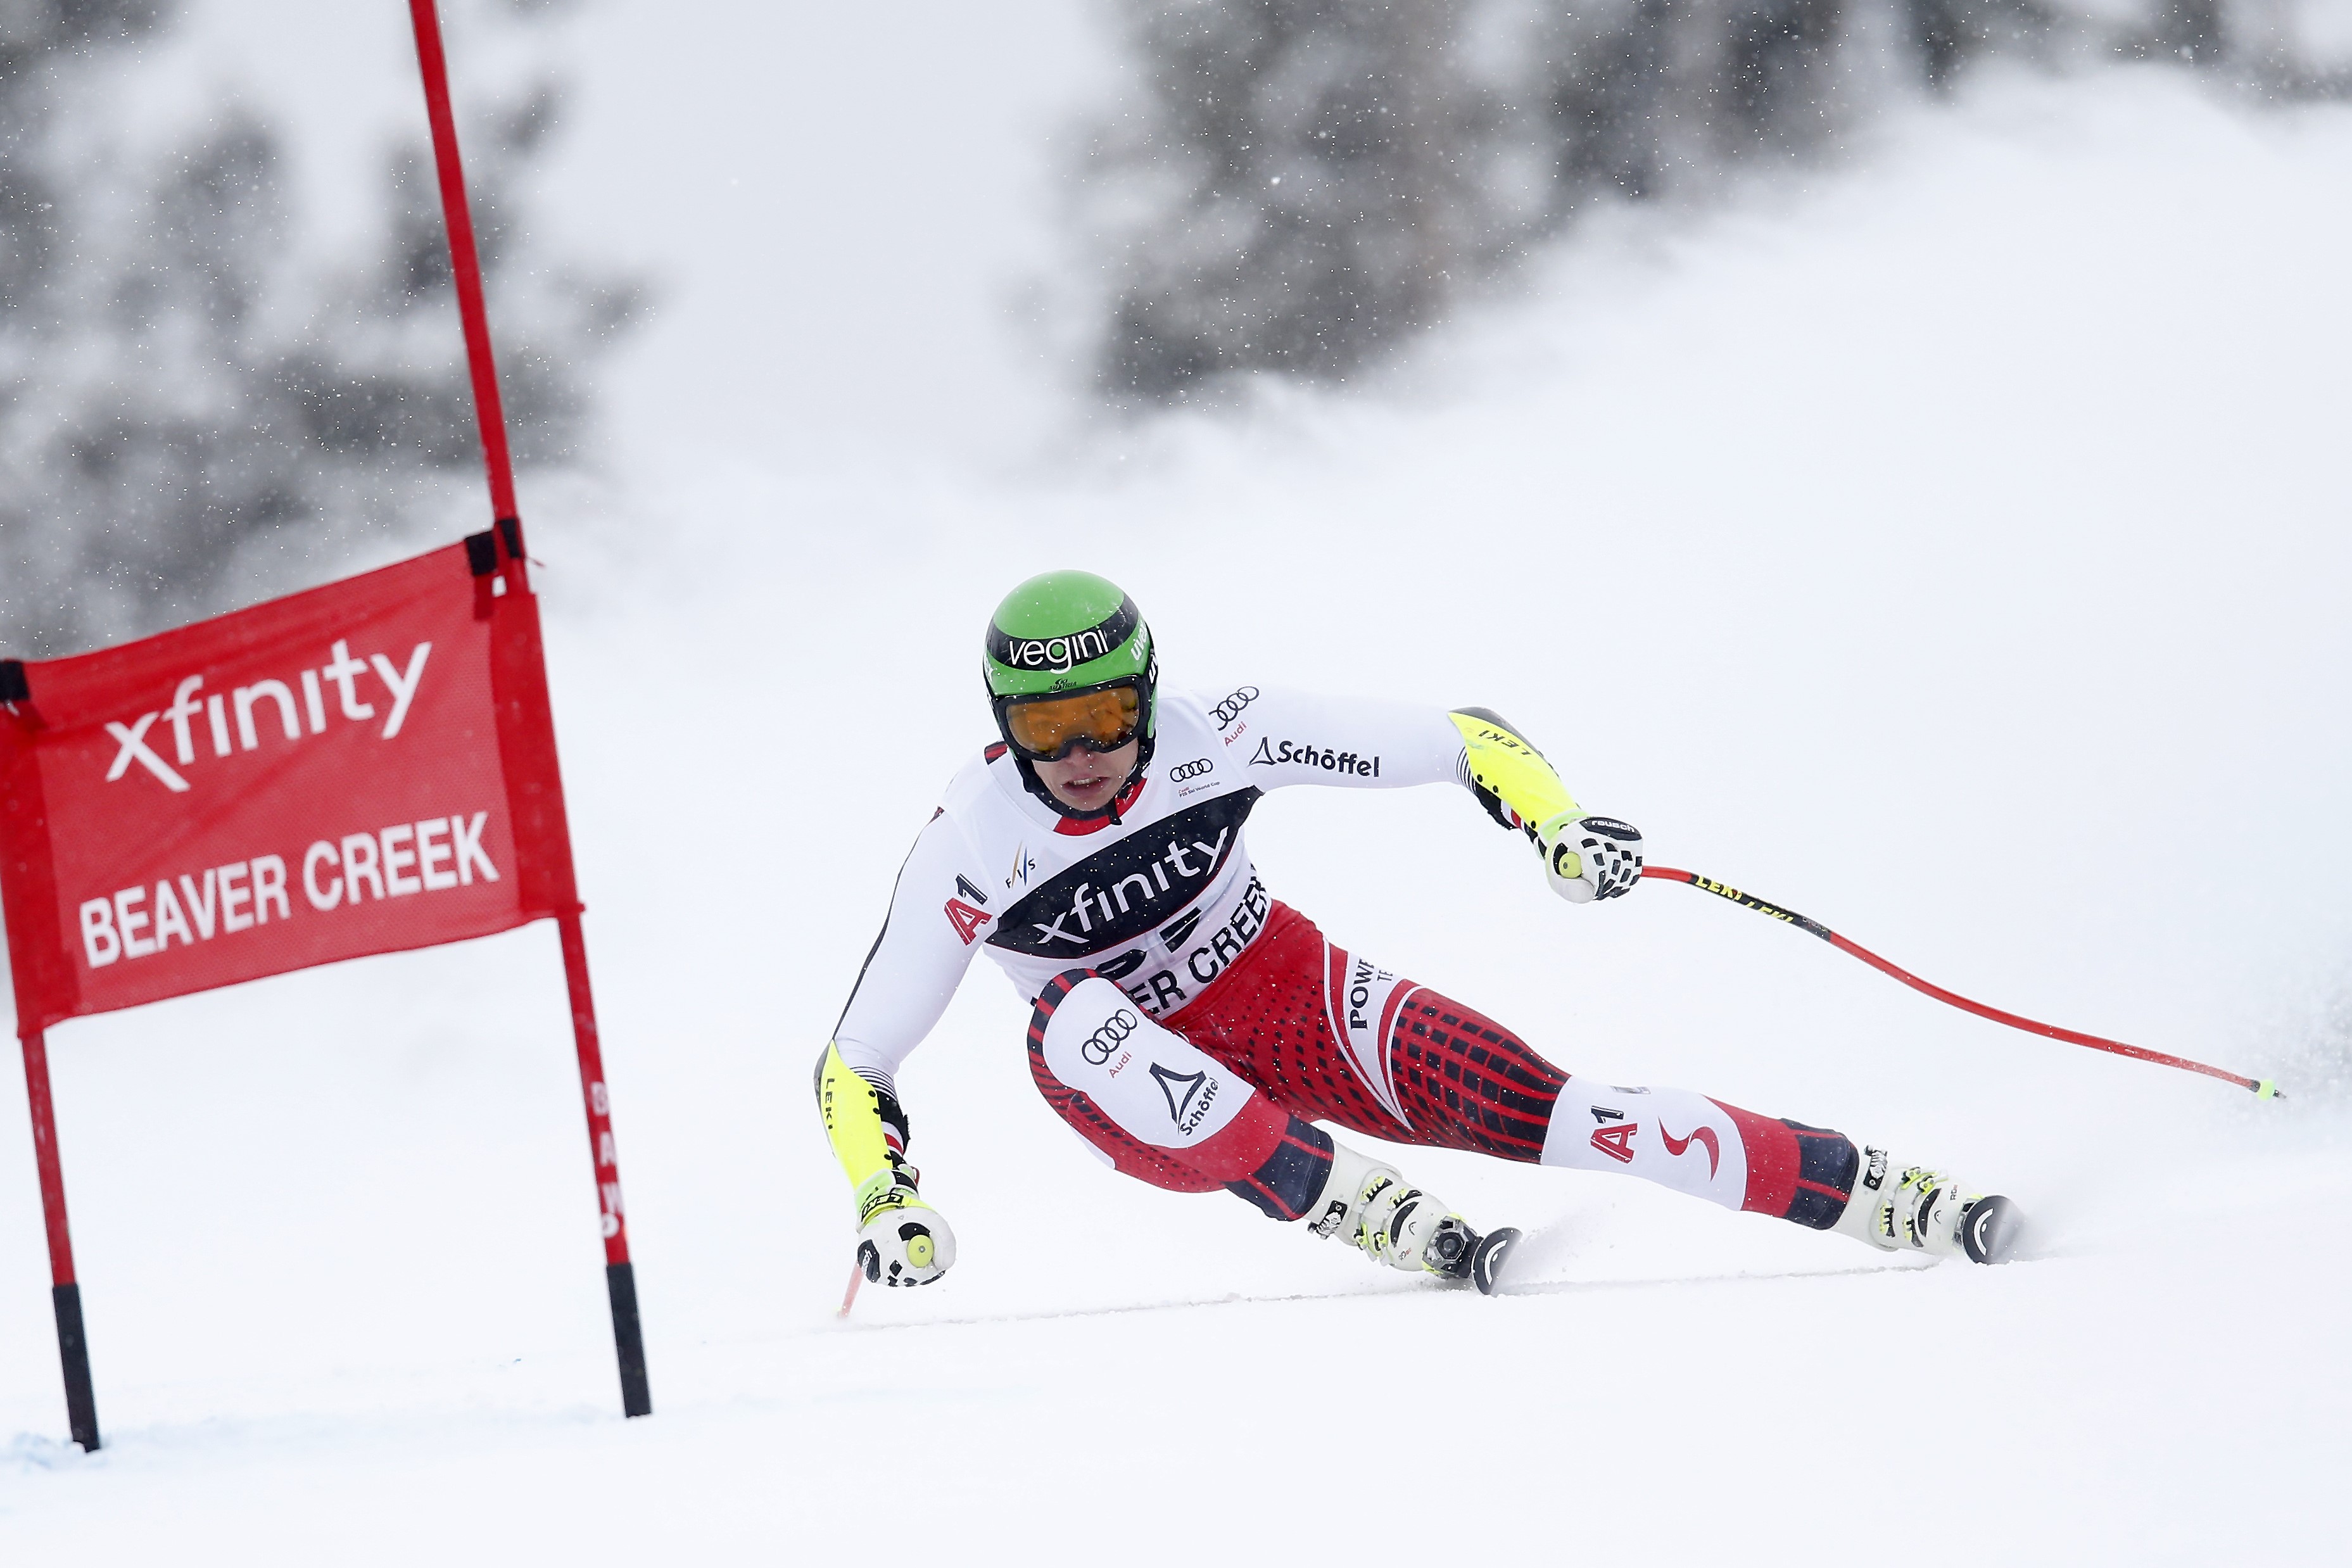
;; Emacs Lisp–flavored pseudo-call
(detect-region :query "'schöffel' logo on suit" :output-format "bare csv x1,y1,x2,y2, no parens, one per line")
1210,686,1259,727
1247,738,1381,778
1081,1008,1139,1065
1167,758,1212,783
1151,1061,1219,1134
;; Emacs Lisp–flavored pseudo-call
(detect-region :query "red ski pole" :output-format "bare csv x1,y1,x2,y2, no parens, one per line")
1642,866,2282,1098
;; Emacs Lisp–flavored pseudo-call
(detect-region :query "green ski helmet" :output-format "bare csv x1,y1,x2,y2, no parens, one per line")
983,570,1158,818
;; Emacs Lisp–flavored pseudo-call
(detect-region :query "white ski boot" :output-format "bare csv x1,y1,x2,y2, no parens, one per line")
1305,1142,1521,1290
1834,1146,2021,1264
1308,1144,1460,1272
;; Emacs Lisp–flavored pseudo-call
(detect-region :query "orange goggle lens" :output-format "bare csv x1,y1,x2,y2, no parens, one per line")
1002,686,1141,760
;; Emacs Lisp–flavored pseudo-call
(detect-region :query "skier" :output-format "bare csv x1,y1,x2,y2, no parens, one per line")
816,571,2020,1294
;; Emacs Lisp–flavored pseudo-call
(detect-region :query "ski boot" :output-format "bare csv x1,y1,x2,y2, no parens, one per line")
1308,1143,1522,1294
1834,1147,2021,1264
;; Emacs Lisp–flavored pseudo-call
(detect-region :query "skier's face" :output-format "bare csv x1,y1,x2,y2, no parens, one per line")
1034,738,1139,812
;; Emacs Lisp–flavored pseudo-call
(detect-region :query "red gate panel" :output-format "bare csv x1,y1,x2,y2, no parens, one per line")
1,538,579,1034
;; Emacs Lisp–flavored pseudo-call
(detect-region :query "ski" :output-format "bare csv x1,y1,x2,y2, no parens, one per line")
1467,1226,1522,1295
1429,1217,1524,1294
1959,1196,2023,1265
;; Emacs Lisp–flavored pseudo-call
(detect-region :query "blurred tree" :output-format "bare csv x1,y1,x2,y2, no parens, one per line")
2150,0,2225,59
1087,0,1886,403
1087,0,2348,403
1525,0,1858,213
1089,0,1492,401
0,1,636,657
1904,0,2059,87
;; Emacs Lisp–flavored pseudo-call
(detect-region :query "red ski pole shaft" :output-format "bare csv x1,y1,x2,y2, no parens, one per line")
1641,866,2281,1098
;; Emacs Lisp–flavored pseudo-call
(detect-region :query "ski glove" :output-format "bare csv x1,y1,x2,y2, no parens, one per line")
856,1168,958,1289
1538,813,1644,903
818,1042,956,1287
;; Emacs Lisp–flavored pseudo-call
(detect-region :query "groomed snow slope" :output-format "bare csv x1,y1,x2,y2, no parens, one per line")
6,64,2352,1565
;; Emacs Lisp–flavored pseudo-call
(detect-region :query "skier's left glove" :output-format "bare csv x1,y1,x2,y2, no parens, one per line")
1536,812,1644,903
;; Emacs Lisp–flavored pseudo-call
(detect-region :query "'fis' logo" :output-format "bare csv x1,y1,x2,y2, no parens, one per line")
103,638,432,794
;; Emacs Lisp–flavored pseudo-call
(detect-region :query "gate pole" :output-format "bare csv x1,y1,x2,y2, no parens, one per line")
407,0,649,1418
19,1028,98,1450
560,912,650,1416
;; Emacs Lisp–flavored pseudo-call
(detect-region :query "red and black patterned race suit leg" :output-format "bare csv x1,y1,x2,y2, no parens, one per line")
1161,901,1569,1158
1160,902,1864,1230
1027,969,1334,1220
1711,1111,1864,1230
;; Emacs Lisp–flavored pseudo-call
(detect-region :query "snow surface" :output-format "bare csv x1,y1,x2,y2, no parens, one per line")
7,43,2352,1567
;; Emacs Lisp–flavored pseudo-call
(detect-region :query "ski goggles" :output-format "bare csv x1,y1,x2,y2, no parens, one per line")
997,683,1142,762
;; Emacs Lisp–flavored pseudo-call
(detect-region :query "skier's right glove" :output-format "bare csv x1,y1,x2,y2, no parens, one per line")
818,1042,957,1288
854,1166,957,1289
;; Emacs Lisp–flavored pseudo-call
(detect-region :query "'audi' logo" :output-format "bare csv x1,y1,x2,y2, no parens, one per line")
1210,686,1260,726
1081,1008,1140,1065
1167,758,1212,783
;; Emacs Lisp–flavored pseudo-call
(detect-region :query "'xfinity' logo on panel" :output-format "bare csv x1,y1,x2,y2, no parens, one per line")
103,639,433,793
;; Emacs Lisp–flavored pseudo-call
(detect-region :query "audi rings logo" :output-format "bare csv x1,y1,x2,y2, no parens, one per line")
1210,686,1260,727
1167,757,1212,783
1081,1008,1141,1065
